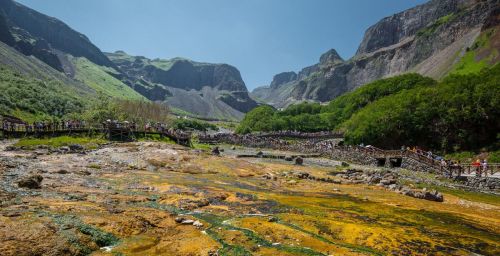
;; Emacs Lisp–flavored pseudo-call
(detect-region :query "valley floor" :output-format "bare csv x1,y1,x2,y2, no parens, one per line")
0,141,498,256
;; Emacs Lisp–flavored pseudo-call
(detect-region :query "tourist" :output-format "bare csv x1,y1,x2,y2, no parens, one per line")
482,159,488,177
473,159,481,177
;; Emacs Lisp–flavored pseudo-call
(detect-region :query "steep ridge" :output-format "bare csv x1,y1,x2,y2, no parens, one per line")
0,0,257,120
253,0,500,108
0,0,114,70
106,51,258,120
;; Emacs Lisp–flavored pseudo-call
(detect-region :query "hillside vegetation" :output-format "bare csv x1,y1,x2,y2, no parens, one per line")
237,65,500,152
0,65,85,120
72,57,145,100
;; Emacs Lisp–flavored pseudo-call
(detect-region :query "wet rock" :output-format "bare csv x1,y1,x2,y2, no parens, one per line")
295,171,309,179
211,146,220,156
37,145,49,150
181,219,195,225
236,192,256,201
77,170,91,176
175,217,185,223
284,156,293,161
18,175,43,189
388,184,399,190
64,194,87,201
379,179,396,186
345,169,363,175
193,220,204,228
263,173,277,181
106,206,125,214
69,144,84,151
294,157,303,165
268,216,278,222
5,145,17,151
367,176,381,184
55,169,69,174
424,190,444,202
256,151,264,157
231,146,236,150
59,146,70,152
2,211,21,217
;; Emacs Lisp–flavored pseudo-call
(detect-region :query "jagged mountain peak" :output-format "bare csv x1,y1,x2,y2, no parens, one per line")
270,71,298,89
319,49,344,65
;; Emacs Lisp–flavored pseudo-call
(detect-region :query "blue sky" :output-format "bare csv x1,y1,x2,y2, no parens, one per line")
17,0,427,90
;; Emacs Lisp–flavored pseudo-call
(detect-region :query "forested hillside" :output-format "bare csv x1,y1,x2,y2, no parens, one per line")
238,65,500,152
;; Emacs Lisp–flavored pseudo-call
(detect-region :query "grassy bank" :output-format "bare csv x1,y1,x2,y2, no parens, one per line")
14,136,107,150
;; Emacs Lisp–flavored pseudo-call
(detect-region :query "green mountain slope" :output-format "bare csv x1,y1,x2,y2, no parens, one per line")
71,56,145,100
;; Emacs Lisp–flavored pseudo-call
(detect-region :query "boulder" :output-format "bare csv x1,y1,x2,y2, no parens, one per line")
211,146,220,156
268,216,278,222
295,172,309,179
5,146,17,151
193,220,204,228
69,144,84,151
424,190,444,202
181,219,195,225
294,157,303,165
18,175,43,189
59,146,70,152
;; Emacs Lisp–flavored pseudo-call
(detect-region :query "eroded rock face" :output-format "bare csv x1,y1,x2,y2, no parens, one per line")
270,72,298,89
106,51,258,118
356,0,475,55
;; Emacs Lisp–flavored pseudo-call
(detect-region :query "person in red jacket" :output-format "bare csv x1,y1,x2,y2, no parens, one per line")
473,159,481,177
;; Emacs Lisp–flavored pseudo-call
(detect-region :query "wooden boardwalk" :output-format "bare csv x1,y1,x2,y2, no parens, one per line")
0,127,192,147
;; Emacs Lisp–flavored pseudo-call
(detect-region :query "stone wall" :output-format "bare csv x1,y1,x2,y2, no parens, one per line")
457,176,500,191
401,157,439,173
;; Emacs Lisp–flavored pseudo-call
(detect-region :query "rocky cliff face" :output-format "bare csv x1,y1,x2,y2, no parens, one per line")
0,0,115,72
253,0,500,108
270,72,298,89
106,51,258,119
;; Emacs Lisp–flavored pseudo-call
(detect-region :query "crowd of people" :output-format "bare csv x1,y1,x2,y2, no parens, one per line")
255,131,344,139
1,119,87,132
199,133,496,177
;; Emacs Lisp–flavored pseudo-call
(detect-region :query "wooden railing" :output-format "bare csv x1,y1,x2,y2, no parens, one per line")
0,126,192,146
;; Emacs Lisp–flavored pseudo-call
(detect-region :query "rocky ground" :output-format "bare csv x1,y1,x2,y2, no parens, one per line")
0,140,499,256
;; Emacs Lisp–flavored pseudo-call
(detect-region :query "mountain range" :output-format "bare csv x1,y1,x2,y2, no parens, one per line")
0,0,499,120
252,0,500,108
0,0,257,120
